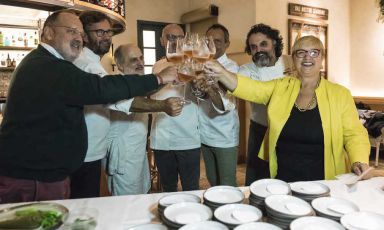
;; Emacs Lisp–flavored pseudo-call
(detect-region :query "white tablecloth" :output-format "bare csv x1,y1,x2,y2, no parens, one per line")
1,177,384,230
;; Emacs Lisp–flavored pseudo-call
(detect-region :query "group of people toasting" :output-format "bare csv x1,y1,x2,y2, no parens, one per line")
0,8,373,204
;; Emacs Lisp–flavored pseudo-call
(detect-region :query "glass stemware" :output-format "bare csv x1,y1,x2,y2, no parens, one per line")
166,38,184,65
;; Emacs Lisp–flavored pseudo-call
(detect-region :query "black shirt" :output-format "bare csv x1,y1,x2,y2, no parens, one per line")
0,45,159,182
276,105,324,182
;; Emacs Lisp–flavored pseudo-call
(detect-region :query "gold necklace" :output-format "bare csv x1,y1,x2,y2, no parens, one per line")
294,95,317,112
294,78,320,112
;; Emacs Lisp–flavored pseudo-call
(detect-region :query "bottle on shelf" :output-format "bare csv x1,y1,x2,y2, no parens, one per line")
34,32,38,46
11,58,16,67
23,33,28,47
0,31,3,46
6,54,11,67
1,54,6,66
4,36,10,46
11,36,16,46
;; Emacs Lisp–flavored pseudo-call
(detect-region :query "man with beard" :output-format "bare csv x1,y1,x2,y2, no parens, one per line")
0,10,177,203
70,11,138,198
106,44,183,195
239,24,294,185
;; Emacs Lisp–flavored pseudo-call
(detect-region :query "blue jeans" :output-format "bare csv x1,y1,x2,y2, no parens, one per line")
245,121,270,185
153,148,200,192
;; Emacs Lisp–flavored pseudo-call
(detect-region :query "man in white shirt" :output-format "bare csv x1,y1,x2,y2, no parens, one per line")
151,24,201,192
198,24,239,186
107,44,182,195
239,24,294,185
71,11,179,198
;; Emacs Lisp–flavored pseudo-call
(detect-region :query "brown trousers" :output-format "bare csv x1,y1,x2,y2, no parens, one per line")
0,175,70,204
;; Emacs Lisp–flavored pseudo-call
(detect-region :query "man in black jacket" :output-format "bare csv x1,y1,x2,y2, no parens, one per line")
0,9,177,203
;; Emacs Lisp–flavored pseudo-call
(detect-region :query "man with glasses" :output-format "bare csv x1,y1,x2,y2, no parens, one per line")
239,24,294,185
0,10,177,203
70,10,121,198
151,24,201,192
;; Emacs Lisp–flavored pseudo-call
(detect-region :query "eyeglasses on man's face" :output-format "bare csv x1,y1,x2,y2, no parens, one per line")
51,25,85,38
166,34,184,41
294,49,321,58
87,29,115,37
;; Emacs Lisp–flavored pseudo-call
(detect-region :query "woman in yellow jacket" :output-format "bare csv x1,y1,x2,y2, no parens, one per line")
204,36,371,181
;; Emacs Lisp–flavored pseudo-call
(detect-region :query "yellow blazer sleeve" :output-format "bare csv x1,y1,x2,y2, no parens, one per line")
232,74,277,105
341,89,370,164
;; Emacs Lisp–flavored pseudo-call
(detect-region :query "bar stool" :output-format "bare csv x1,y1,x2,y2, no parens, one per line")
147,142,162,192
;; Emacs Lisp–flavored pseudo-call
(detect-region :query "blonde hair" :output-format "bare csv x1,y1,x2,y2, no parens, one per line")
292,35,325,56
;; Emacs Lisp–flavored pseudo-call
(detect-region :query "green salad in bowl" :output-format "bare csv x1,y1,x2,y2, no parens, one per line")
0,202,68,230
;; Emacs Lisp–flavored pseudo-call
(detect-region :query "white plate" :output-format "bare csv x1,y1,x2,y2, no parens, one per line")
312,197,359,217
234,222,282,230
179,220,228,230
158,193,200,207
126,223,167,230
214,204,262,225
250,179,291,198
341,211,384,230
163,202,212,225
265,195,313,216
204,187,244,204
290,216,345,230
290,182,330,195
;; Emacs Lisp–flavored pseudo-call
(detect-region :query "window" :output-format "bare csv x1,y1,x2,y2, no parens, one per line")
137,20,185,74
137,20,167,74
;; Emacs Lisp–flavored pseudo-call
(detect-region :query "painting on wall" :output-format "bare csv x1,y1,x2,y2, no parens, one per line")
288,19,328,78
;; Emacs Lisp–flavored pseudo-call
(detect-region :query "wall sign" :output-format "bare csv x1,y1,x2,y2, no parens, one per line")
288,3,328,20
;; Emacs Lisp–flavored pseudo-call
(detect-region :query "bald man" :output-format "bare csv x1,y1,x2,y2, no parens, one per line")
150,24,201,192
106,44,183,195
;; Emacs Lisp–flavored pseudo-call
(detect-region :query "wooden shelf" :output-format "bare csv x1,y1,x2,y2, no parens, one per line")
73,0,126,35
0,67,15,71
0,46,35,51
0,0,126,34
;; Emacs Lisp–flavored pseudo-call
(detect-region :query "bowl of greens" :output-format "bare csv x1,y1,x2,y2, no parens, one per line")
0,202,68,229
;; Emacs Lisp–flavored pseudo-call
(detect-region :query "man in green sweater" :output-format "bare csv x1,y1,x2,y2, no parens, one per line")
0,9,177,203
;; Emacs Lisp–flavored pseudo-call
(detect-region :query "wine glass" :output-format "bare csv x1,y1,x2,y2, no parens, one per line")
205,36,217,84
166,38,184,65
192,36,210,63
183,32,197,60
206,36,216,60
177,61,197,104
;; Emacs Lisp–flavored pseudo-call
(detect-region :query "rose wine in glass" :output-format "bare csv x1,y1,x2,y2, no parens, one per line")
206,36,216,60
166,39,184,64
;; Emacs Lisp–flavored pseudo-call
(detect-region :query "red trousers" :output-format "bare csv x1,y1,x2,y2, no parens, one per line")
0,175,70,204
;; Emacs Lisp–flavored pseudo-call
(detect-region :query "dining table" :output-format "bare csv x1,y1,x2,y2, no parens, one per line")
0,177,383,230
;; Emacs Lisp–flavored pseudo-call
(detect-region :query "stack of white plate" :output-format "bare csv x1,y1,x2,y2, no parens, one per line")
249,179,291,214
126,223,168,230
179,220,229,230
158,193,201,220
290,216,345,230
311,197,360,222
265,194,315,229
234,222,282,230
340,211,384,230
214,204,263,229
290,181,330,202
203,186,245,211
162,202,212,229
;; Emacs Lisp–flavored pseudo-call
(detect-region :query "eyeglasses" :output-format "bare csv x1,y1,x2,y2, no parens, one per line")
51,25,85,38
87,29,114,37
166,34,184,41
294,49,321,58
